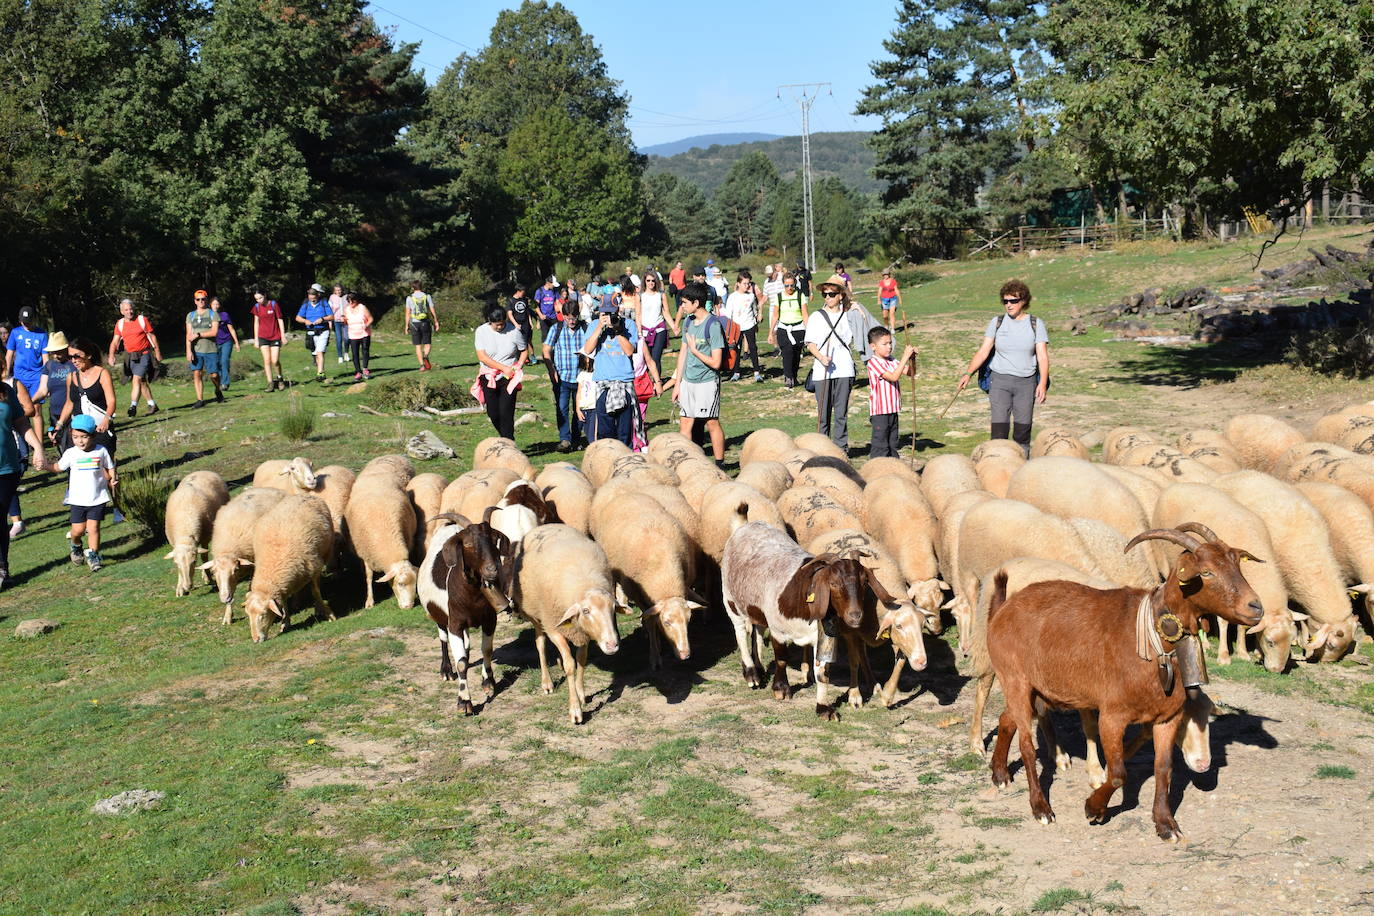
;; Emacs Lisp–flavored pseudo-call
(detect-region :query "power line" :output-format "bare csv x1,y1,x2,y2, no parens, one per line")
368,3,481,53
777,83,830,272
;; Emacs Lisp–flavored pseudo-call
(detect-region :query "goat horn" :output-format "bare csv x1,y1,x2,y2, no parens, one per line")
482,505,499,525
1176,522,1220,543
1124,528,1202,554
432,512,473,528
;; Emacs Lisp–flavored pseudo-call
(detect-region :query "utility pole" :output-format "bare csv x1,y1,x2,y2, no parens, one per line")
778,82,830,274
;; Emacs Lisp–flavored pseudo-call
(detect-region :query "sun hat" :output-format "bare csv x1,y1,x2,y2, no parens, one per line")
71,415,96,433
816,274,851,306
44,331,69,352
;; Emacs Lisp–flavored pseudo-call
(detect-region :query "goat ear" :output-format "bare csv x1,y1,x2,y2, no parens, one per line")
1233,548,1264,564
809,566,832,621
1175,554,1200,584
557,602,583,626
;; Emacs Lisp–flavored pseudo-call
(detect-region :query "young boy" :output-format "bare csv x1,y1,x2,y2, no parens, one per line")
878,269,902,334
865,327,916,458
58,414,116,570
671,281,726,465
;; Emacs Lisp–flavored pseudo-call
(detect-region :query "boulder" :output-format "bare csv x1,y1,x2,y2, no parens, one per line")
15,618,61,639
91,790,165,815
405,429,455,461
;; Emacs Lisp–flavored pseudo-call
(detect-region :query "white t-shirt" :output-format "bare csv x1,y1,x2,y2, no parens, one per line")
640,291,665,328
723,291,758,331
708,276,728,303
59,445,114,506
804,308,855,380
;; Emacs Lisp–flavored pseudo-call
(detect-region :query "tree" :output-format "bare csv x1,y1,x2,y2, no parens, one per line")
1046,0,1374,227
812,178,876,260
642,173,722,256
857,0,1045,257
714,151,778,256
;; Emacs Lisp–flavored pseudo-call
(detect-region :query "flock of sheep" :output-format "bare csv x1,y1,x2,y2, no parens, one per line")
160,402,1374,735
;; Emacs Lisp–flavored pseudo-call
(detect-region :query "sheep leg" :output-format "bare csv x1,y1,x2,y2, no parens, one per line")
1037,710,1071,773
1084,714,1127,825
970,672,996,758
770,637,791,701
574,643,588,707
647,616,662,672
878,652,905,708
731,617,763,688
310,573,334,622
363,561,376,609
1150,717,1184,842
535,631,555,694
222,602,233,626
1215,617,1232,665
479,625,496,695
814,646,837,721
546,631,582,724
437,627,456,680
451,627,475,716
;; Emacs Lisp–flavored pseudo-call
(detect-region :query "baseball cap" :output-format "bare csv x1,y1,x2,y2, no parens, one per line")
706,259,715,265
18,306,35,323
309,283,325,294
71,415,96,433
193,289,208,299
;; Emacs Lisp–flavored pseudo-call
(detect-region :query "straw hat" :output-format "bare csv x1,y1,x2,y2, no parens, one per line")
44,331,69,352
815,274,851,305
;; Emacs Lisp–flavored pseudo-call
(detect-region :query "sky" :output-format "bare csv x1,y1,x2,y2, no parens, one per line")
364,0,895,150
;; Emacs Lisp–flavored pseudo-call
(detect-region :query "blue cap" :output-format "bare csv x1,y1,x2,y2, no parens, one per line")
706,259,714,265
71,415,96,433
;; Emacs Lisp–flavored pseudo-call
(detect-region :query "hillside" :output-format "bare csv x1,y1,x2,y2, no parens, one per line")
645,130,880,196
637,132,781,157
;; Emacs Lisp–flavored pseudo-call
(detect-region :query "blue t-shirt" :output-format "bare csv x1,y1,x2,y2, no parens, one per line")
43,358,75,420
0,383,23,475
6,327,48,392
591,316,638,382
533,287,558,320
297,300,332,327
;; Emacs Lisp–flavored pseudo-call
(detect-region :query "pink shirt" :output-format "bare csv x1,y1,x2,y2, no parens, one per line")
344,303,370,339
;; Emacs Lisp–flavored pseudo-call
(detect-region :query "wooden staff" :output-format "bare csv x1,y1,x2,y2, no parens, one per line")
937,385,962,419
898,305,920,463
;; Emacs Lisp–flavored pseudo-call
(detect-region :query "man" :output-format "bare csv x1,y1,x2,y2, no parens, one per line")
5,307,47,398
328,283,348,364
542,302,590,452
685,267,719,314
668,261,686,292
794,262,813,297
295,283,333,381
532,276,559,356
705,259,719,283
671,281,726,464
404,280,439,371
507,282,535,365
105,298,161,416
185,289,223,408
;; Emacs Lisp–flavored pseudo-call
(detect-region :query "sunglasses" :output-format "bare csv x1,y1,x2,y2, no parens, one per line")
194,297,207,301
823,291,842,298
1002,297,1023,304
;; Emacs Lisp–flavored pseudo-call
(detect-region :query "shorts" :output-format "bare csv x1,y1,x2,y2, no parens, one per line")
880,297,898,311
190,350,220,376
69,504,108,523
409,321,433,346
677,379,720,419
128,349,152,378
257,338,282,348
305,327,330,354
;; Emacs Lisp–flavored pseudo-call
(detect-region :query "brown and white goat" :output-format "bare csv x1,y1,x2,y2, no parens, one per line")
986,527,1264,842
416,513,512,715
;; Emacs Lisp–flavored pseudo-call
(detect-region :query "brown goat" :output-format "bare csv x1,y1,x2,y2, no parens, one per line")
986,527,1264,841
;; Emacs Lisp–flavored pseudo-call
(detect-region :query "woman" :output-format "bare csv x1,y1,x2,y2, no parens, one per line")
342,291,373,380
53,337,118,456
723,271,762,383
768,273,810,388
211,298,241,389
637,270,677,377
630,333,663,452
956,279,1049,454
617,275,640,328
250,290,287,391
329,284,348,364
834,262,853,293
804,274,856,453
1,375,46,589
474,303,529,440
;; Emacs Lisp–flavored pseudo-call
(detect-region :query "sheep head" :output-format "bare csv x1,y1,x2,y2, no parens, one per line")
1250,609,1296,673
164,542,207,597
877,603,928,672
378,561,418,609
243,592,284,643
280,457,318,492
200,555,252,605
907,578,945,635
644,596,702,662
944,593,973,658
556,588,620,655
1303,615,1358,663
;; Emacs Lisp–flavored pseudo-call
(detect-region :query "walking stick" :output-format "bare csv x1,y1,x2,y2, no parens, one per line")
937,385,962,419
898,305,920,464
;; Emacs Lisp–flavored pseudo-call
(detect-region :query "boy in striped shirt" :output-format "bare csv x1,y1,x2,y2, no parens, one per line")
866,328,916,458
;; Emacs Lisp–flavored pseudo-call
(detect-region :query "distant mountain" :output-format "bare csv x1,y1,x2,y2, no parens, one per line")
638,133,782,157
645,131,881,196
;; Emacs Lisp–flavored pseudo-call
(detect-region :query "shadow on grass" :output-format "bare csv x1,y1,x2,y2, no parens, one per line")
1105,338,1280,388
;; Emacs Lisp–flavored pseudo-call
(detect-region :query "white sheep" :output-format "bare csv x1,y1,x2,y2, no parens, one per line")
473,436,536,481
971,439,1026,464
1096,463,1164,520
243,494,334,642
510,524,623,724
1065,516,1159,588
581,439,633,487
793,431,848,461
677,458,731,513
345,475,419,609
359,454,415,487
200,486,284,623
252,457,317,494
973,453,1023,499
1030,428,1089,460
1103,427,1156,465
919,453,981,516
607,452,679,487
1117,443,1218,483
535,465,594,536
936,488,995,624
793,463,865,518
405,472,448,557
311,464,356,547
1151,482,1294,671
858,457,921,485
1177,430,1243,473
736,460,792,500
1213,470,1360,662
777,485,863,547
634,483,703,552
441,468,521,522
740,428,796,466
164,470,230,597
776,447,818,480
592,490,703,669
1312,405,1374,446
861,475,942,628
646,432,707,471
1224,414,1307,471
698,481,786,564
1296,481,1374,626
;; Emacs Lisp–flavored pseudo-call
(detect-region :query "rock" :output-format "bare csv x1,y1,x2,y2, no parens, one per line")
514,411,540,428
320,412,343,418
91,789,165,815
15,618,61,639
406,429,454,461
347,382,367,394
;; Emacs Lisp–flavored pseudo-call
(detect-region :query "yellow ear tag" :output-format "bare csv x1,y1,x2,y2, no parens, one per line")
806,592,816,603
1240,556,1250,562
1177,578,1188,586
1350,589,1361,600
878,630,891,641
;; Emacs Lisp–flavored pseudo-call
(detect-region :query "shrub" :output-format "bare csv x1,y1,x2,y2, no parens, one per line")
279,393,316,442
365,376,477,413
892,267,940,287
1284,319,1374,378
118,468,174,537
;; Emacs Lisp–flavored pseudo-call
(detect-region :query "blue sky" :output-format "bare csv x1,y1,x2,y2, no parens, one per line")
364,0,895,149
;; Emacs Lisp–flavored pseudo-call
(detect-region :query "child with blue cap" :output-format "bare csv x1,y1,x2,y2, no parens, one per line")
57,414,116,570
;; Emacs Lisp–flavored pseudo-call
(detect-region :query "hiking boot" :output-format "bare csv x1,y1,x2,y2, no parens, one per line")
192,399,205,409
70,542,84,565
128,404,137,418
147,404,159,416
215,389,225,403
85,549,102,571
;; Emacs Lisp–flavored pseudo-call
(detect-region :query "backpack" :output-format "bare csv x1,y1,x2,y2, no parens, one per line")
409,292,431,321
702,314,740,374
978,314,1047,393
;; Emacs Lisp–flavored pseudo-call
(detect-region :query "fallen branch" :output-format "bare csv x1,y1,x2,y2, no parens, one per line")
358,405,387,417
423,405,485,417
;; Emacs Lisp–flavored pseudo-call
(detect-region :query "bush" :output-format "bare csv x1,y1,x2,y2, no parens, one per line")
118,468,174,537
1284,319,1374,378
279,393,316,442
365,376,477,413
892,267,940,287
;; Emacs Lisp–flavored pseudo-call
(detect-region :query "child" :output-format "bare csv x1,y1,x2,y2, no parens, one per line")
865,327,916,459
878,268,902,334
58,414,116,570
574,353,597,441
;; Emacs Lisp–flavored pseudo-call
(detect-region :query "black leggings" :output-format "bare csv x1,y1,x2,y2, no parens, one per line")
777,326,806,382
484,383,517,440
739,326,760,373
0,471,19,572
349,336,370,373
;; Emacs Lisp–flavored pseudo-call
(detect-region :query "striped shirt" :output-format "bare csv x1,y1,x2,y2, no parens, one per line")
866,356,901,415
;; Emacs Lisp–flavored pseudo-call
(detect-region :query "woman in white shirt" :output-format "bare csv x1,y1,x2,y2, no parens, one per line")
803,274,856,452
637,270,678,376
723,271,762,383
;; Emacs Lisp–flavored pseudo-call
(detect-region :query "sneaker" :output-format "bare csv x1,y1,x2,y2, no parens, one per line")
147,404,159,416
128,404,137,418
729,373,740,382
192,399,205,409
70,543,84,565
353,372,362,381
9,520,24,538
557,440,572,453
362,369,371,379
338,356,346,364
754,372,763,383
316,372,325,382
86,549,102,571
423,357,432,371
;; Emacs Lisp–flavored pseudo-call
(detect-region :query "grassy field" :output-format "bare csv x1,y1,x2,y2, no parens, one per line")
3,225,1374,914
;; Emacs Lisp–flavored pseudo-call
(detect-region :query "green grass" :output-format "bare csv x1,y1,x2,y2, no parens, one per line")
1314,765,1356,779
1031,887,1093,912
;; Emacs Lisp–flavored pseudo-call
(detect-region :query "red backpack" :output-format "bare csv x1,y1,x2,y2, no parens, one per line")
703,314,741,373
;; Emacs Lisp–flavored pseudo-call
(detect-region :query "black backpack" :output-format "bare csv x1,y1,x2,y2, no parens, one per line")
978,314,1048,392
